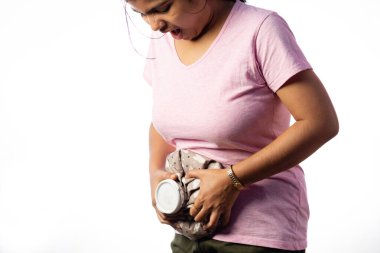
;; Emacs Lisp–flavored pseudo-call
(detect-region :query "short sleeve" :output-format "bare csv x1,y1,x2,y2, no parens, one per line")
255,13,312,92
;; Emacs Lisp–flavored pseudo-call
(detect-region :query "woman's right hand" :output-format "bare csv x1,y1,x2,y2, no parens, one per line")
149,169,178,224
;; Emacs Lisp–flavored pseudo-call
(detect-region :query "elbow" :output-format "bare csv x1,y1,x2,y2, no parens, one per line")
306,112,339,145
327,119,339,141
329,109,340,137
332,117,340,137
321,113,340,143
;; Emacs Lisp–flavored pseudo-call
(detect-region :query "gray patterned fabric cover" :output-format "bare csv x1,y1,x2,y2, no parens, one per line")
162,149,225,240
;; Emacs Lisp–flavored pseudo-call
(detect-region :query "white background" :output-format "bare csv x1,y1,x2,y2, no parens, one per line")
0,0,379,252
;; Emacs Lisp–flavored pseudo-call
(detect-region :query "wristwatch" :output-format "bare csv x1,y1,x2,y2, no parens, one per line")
226,165,245,191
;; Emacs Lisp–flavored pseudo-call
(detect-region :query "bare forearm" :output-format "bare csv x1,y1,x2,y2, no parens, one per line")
149,123,176,172
148,125,178,222
233,119,338,186
233,70,339,186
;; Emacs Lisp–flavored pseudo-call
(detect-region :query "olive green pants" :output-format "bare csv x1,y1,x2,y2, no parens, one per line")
171,234,306,253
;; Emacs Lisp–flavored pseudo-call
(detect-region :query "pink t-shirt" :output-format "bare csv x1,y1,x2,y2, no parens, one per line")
144,1,311,250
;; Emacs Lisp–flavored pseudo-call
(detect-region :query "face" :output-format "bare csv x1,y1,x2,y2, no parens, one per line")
127,0,212,40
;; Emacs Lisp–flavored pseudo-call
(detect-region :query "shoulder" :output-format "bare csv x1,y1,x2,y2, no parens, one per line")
236,2,276,25
230,2,286,37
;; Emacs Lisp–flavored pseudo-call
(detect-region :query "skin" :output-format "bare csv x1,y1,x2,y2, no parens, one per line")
128,0,234,41
131,0,339,231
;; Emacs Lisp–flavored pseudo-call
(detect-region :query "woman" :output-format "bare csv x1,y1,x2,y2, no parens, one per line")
125,0,339,252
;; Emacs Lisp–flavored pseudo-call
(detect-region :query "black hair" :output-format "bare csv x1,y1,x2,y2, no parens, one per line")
123,0,246,58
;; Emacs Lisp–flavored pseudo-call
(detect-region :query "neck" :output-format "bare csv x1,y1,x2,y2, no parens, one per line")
191,0,235,41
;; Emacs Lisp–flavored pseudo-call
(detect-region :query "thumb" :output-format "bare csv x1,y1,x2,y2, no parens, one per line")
169,173,178,181
161,171,178,181
158,170,177,181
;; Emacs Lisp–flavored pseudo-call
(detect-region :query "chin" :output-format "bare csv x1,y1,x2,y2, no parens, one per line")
190,33,202,41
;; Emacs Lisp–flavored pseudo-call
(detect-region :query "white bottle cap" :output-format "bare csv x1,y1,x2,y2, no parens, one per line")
155,179,184,214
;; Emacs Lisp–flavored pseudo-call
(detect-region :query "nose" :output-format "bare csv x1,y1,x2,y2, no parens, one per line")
147,15,165,31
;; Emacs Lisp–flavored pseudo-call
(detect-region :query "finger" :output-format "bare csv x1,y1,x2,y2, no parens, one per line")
189,204,201,217
194,207,208,222
152,200,167,220
153,201,176,221
155,209,174,224
156,213,170,225
161,171,174,180
222,209,232,227
185,169,202,179
189,198,203,217
169,173,178,181
155,208,165,219
159,170,178,182
206,211,221,230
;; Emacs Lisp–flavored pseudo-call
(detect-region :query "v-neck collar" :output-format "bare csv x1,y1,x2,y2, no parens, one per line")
169,0,241,69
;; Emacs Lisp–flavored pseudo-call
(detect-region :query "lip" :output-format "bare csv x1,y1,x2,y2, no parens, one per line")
160,27,178,34
170,28,183,40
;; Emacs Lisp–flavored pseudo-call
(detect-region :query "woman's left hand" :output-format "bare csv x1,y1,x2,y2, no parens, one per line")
185,168,241,231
